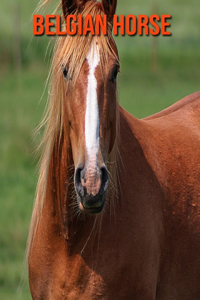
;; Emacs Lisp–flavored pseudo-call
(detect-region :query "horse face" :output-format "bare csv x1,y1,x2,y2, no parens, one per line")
65,42,119,214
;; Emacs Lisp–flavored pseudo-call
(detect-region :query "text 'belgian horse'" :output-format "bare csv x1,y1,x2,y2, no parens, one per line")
28,0,200,299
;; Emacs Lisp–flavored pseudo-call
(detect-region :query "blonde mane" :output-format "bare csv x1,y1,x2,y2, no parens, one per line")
27,0,119,257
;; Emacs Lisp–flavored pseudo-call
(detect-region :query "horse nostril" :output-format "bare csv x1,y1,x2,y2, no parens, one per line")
75,166,84,196
75,167,81,184
100,166,108,192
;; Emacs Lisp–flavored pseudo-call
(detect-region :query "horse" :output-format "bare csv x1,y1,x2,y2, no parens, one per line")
28,0,200,299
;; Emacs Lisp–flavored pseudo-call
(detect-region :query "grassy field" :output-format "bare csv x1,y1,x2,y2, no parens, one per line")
0,0,200,299
0,66,48,299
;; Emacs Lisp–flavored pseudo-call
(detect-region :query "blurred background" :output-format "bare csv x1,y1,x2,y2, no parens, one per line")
0,0,200,299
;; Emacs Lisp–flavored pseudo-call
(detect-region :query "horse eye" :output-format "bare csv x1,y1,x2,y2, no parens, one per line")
111,65,120,83
63,67,68,79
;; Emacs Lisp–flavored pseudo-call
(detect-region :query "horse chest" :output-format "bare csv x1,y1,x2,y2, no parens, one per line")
39,261,157,300
29,230,160,300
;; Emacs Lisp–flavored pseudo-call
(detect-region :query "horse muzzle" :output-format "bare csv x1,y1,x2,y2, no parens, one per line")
74,164,108,214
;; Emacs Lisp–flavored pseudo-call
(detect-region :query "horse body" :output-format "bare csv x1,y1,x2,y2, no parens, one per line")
28,0,200,298
29,93,200,299
140,93,200,299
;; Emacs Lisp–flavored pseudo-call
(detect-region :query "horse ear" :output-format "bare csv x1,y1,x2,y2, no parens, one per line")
62,0,76,17
62,0,88,18
101,0,117,22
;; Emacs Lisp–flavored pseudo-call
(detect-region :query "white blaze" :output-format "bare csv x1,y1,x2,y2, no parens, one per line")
85,43,100,161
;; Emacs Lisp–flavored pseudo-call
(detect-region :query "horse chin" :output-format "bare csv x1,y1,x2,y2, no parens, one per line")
78,195,106,214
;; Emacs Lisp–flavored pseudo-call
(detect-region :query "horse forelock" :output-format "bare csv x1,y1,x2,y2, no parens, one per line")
27,0,119,258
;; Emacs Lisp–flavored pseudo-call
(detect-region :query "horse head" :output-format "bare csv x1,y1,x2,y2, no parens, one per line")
60,0,119,214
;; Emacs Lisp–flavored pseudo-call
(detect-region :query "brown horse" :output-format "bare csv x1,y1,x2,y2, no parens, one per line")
28,0,200,299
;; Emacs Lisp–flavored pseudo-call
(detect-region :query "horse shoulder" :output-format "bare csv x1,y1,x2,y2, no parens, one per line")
119,99,200,235
119,96,200,297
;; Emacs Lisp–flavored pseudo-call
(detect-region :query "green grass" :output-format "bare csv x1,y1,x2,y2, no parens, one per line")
0,0,200,298
118,48,200,118
0,66,48,299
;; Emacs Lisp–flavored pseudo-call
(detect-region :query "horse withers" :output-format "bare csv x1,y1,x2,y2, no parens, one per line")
28,0,200,299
